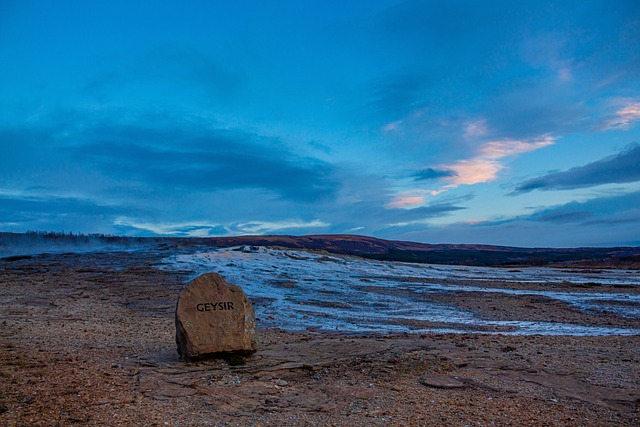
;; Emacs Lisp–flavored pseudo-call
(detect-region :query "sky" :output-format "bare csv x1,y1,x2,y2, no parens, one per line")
1,0,639,247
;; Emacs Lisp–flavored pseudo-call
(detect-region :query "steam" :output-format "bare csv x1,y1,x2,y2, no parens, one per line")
0,232,153,258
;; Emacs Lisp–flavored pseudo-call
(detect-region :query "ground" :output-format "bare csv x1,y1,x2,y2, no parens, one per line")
1,249,639,426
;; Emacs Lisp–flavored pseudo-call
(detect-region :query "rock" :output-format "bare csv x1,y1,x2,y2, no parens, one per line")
175,273,257,360
419,374,466,389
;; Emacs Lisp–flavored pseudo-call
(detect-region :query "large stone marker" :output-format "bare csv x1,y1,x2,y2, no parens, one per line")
175,272,257,360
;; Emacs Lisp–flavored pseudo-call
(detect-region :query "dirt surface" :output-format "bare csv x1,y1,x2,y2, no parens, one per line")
1,250,640,426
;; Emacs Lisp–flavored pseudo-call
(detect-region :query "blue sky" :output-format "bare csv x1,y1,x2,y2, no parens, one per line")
1,0,639,247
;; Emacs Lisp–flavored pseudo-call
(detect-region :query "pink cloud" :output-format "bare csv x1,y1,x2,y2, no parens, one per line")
443,158,503,185
441,136,555,186
605,102,640,130
479,136,555,159
386,136,556,210
386,191,427,208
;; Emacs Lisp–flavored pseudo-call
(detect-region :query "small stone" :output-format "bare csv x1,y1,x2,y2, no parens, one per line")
419,374,466,389
175,273,257,360
275,379,288,387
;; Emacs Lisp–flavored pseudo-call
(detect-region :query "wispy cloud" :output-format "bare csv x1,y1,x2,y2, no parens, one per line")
394,191,640,247
385,191,429,208
443,158,503,186
526,191,640,227
478,137,556,159
531,210,593,224
113,217,227,237
112,217,331,237
385,202,467,226
604,102,640,130
0,194,124,218
369,74,427,123
382,120,402,133
432,136,556,187
512,143,640,194
232,219,330,235
484,191,640,227
463,120,488,139
54,115,339,203
393,136,555,208
412,168,457,181
0,193,127,233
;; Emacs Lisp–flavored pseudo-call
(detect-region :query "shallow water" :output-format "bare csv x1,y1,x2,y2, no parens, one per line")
161,247,640,336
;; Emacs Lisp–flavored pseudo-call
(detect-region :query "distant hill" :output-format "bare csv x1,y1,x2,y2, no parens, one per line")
1,232,639,268
191,234,640,269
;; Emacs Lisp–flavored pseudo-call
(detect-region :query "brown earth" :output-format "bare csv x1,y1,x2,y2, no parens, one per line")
1,250,639,426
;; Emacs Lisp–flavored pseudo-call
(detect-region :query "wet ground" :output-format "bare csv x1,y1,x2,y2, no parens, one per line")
164,246,640,335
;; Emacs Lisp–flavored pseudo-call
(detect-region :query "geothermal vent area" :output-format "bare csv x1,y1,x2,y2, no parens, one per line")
1,241,639,426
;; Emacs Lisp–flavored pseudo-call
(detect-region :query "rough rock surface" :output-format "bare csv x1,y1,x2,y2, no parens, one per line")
419,374,466,389
175,272,257,359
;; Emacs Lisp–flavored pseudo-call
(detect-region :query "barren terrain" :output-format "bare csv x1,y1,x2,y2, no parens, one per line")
1,247,639,426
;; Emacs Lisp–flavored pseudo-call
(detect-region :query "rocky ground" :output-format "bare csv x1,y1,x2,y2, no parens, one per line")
1,249,639,426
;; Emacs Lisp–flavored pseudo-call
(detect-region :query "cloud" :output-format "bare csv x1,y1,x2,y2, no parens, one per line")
583,211,640,226
368,74,428,121
2,109,475,238
112,217,331,237
478,137,556,159
55,116,339,203
393,136,555,209
430,136,556,187
386,203,467,227
0,194,121,218
371,0,640,142
0,193,126,233
0,110,346,235
385,190,470,209
370,2,577,135
463,120,488,139
604,102,640,130
112,217,228,237
231,219,330,235
530,210,593,224
443,158,503,186
386,192,429,209
498,190,640,226
391,191,640,247
382,120,402,133
513,143,640,193
524,191,640,227
413,168,457,181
